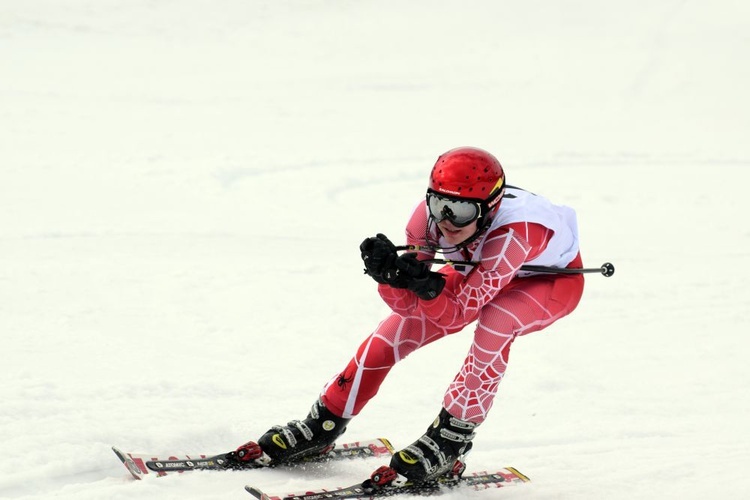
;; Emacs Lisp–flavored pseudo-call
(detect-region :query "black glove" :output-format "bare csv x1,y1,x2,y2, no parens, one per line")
394,253,446,300
360,233,400,284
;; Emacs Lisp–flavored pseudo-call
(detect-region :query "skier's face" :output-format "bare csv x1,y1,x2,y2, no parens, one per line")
437,219,478,245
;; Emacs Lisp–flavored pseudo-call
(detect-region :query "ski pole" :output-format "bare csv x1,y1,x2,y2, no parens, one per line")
396,245,615,277
518,262,614,277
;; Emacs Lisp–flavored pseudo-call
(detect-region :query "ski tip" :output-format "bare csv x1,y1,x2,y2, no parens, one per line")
112,446,144,480
378,437,395,455
245,485,272,500
506,466,531,482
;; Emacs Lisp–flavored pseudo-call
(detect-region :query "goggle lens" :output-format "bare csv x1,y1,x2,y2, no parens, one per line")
427,193,481,227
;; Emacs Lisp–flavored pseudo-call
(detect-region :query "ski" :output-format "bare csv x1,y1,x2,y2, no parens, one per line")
113,438,394,480
245,467,530,499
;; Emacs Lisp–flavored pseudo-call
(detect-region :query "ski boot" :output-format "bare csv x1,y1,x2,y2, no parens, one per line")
372,408,477,487
235,398,351,465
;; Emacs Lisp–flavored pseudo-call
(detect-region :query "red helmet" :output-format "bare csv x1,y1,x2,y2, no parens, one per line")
428,147,505,209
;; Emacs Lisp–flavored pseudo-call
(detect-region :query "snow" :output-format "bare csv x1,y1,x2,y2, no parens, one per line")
1,1,749,498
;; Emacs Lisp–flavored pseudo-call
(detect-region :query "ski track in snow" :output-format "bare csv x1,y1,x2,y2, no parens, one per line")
2,1,749,499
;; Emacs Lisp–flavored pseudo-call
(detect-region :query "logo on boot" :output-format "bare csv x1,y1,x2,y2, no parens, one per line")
322,420,336,431
271,434,287,449
398,451,419,465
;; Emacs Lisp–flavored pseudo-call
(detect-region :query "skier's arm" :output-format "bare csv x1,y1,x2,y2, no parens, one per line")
377,202,433,314
418,223,552,327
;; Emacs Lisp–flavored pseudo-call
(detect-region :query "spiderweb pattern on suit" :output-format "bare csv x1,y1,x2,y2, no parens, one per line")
443,286,566,422
435,229,542,422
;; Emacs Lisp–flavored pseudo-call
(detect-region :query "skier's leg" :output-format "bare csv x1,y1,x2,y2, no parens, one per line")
386,269,583,482
444,269,585,423
322,312,457,418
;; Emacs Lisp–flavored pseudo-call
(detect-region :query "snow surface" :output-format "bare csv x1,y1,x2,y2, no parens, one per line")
2,1,749,499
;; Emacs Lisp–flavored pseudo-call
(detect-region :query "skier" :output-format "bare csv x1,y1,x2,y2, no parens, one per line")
234,146,585,485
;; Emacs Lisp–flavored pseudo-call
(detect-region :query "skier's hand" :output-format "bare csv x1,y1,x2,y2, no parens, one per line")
360,233,399,284
394,253,446,300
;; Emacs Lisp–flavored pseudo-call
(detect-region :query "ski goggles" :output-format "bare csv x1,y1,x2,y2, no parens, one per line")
426,191,482,227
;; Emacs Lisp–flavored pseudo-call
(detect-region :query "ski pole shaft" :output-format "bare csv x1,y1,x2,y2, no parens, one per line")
396,245,614,277
519,262,615,277
426,259,615,277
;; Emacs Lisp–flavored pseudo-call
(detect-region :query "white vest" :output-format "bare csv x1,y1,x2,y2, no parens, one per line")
436,186,580,273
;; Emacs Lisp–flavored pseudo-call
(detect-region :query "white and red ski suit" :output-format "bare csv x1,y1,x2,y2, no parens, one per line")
322,186,585,424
